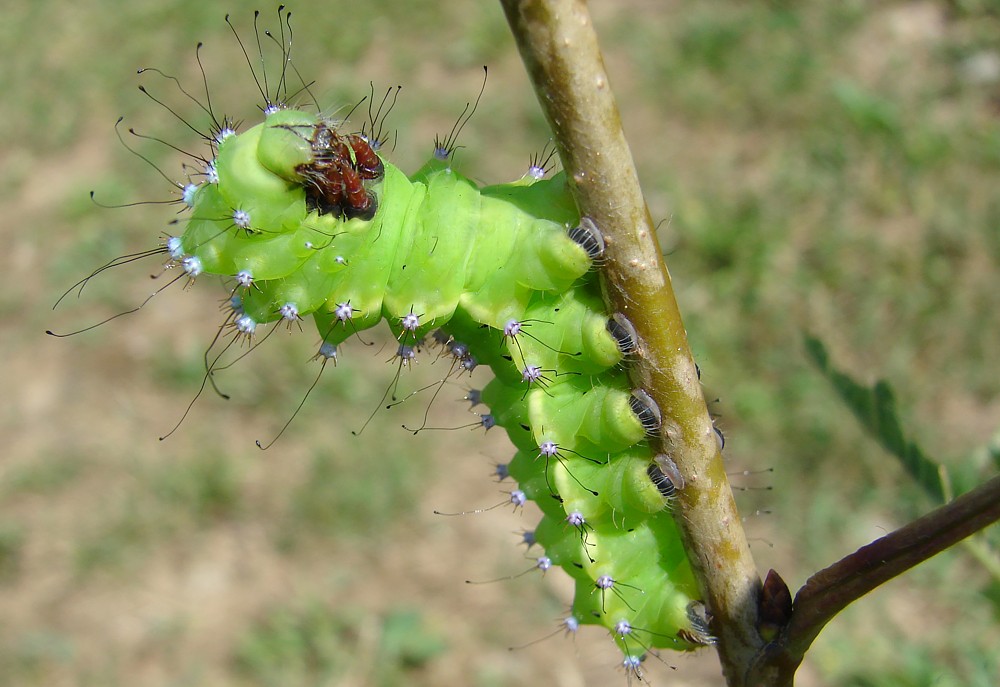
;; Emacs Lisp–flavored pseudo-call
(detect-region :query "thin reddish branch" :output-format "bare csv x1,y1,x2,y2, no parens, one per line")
748,473,1000,685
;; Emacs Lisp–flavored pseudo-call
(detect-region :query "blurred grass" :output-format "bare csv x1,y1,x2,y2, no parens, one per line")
234,603,447,687
3,1,999,686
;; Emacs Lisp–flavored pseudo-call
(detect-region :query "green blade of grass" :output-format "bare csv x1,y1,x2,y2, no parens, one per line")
805,335,947,502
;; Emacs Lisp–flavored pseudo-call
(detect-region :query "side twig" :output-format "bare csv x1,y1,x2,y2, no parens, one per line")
748,473,1000,686
499,1,763,684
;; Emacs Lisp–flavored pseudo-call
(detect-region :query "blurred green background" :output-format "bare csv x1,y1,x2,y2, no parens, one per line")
3,1,999,685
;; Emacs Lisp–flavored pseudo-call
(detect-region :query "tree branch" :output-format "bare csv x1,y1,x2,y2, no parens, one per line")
499,4,1000,686
498,2,763,684
748,473,1000,686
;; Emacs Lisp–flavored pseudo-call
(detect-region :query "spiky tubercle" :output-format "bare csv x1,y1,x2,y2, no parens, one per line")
172,107,707,652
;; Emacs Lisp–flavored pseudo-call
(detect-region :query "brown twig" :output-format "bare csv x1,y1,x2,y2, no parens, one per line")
748,473,1000,686
498,1,763,683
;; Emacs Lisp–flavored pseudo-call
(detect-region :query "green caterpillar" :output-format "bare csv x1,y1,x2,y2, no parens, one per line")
72,12,714,671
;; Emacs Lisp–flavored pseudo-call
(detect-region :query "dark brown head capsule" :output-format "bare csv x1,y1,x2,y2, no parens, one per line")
295,122,378,219
346,133,384,181
338,158,377,220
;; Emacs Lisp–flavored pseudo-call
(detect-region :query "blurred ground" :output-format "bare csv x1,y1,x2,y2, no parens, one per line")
2,1,999,686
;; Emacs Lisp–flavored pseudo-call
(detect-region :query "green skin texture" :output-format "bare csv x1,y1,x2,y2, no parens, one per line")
176,108,704,654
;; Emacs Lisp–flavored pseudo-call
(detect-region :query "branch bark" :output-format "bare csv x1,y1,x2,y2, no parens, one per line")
747,473,1000,686
498,1,763,684
498,4,1000,686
